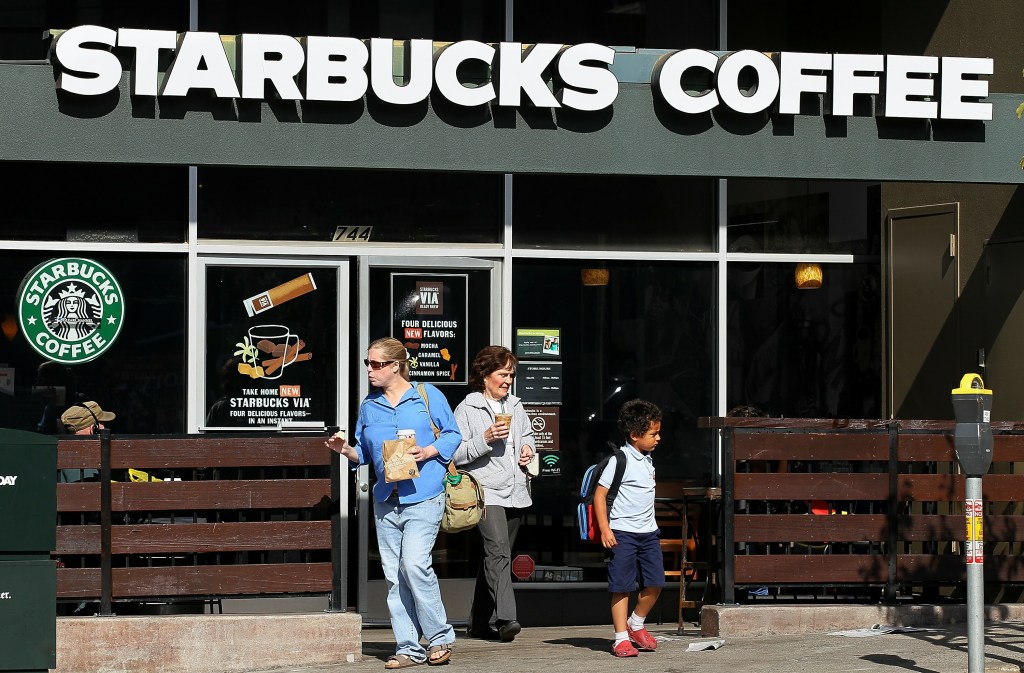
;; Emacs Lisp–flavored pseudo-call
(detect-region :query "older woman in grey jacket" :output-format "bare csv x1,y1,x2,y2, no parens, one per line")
454,345,535,643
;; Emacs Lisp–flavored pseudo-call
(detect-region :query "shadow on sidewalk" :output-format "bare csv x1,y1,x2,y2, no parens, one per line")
544,636,610,653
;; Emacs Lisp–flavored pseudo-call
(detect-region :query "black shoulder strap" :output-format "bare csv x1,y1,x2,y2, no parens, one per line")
604,448,627,507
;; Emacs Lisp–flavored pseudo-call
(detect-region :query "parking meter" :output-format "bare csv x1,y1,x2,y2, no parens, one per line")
951,373,992,477
950,372,991,673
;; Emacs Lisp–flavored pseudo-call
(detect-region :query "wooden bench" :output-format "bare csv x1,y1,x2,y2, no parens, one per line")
55,433,340,613
701,418,1024,604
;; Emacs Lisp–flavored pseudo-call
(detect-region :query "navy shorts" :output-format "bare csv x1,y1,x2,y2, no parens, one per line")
606,530,665,593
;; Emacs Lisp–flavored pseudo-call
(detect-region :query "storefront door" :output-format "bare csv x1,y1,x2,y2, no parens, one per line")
356,256,500,623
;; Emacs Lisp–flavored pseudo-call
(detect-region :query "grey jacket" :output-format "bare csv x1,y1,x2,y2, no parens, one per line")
453,391,534,508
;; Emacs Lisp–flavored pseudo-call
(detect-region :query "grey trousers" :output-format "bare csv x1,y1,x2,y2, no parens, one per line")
468,504,523,630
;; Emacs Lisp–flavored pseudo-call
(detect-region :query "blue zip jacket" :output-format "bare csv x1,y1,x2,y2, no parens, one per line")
353,382,462,504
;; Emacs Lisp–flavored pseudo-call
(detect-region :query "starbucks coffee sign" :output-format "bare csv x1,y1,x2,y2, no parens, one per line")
50,26,993,121
18,258,125,364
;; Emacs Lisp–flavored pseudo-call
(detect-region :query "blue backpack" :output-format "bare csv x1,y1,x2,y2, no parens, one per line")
576,448,626,542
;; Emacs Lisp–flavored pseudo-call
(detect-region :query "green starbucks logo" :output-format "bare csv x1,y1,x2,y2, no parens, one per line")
18,258,125,364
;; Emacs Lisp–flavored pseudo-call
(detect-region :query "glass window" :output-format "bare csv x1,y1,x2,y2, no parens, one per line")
727,262,882,419
512,259,715,577
364,265,494,580
0,163,187,243
514,0,716,50
728,1,881,54
0,252,186,434
727,180,880,255
200,0,502,42
198,167,502,244
513,175,716,252
1,1,189,60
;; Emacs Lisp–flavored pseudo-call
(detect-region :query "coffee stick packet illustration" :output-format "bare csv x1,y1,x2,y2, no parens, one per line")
244,273,317,317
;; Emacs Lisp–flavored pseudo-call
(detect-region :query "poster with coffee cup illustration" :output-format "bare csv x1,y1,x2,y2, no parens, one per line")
391,273,467,385
204,267,338,429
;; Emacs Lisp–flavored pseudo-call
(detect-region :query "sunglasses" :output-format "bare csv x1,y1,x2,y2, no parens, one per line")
363,359,394,370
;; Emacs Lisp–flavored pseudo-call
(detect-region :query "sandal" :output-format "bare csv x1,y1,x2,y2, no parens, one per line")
427,644,452,666
384,654,423,669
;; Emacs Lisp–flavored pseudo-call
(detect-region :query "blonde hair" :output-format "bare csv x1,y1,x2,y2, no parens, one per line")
368,337,411,380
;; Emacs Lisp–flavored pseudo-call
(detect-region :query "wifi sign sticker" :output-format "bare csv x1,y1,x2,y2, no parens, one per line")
538,451,561,476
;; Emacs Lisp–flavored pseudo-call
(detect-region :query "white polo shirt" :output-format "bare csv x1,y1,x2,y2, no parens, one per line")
597,442,657,534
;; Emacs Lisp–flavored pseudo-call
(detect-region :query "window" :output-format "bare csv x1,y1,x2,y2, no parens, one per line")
0,163,186,243
198,167,503,244
727,262,881,418
0,253,186,434
728,180,880,255
512,259,714,576
513,175,716,252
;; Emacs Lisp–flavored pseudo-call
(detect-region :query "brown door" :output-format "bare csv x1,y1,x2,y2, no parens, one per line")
886,204,959,419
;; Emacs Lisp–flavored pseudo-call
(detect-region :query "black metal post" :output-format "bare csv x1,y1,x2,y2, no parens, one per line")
328,449,345,612
99,428,113,616
721,427,735,604
885,422,898,604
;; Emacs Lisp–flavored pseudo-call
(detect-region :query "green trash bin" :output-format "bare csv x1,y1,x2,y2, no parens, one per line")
0,429,57,673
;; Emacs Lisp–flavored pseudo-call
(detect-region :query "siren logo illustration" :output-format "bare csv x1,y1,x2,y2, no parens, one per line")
18,258,124,364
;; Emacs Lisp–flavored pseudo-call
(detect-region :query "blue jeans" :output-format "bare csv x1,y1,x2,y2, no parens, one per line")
375,491,455,660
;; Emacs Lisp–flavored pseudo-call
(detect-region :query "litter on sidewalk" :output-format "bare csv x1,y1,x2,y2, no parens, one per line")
686,639,726,651
829,624,933,637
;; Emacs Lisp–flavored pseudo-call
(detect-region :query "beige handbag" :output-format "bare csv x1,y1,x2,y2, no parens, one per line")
414,384,486,533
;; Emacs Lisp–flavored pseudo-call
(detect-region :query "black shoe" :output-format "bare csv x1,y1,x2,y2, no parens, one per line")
496,620,521,642
467,625,500,640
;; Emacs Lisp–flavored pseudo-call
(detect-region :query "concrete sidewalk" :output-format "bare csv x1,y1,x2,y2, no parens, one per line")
274,621,1024,673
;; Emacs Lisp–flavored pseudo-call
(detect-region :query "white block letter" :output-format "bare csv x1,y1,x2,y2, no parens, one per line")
829,53,882,116
883,55,938,119
497,42,561,107
370,38,432,105
238,33,305,100
653,49,719,113
556,43,617,111
118,28,177,97
162,32,240,98
716,50,779,114
777,52,831,115
54,25,121,96
940,56,992,121
433,40,496,107
304,36,369,102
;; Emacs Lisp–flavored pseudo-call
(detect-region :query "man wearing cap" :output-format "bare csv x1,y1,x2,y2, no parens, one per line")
59,401,116,482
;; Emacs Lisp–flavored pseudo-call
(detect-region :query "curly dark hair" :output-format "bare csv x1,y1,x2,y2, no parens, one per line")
468,345,518,392
617,399,662,439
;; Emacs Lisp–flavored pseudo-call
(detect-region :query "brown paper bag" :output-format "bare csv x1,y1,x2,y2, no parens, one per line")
383,437,420,482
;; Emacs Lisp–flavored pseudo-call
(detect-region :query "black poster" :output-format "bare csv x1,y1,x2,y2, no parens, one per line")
516,361,563,405
391,273,468,385
204,267,338,429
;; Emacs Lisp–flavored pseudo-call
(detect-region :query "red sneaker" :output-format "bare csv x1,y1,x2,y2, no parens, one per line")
627,626,658,651
612,640,639,658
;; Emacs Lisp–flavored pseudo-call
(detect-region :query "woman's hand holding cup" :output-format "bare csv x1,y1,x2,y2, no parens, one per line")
485,415,511,442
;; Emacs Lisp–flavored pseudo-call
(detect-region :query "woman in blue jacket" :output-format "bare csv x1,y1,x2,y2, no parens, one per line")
328,336,461,669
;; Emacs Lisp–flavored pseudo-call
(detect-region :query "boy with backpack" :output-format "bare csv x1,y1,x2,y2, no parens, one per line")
593,399,663,657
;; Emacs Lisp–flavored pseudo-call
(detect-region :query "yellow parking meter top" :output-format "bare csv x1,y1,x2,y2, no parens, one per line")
952,373,992,395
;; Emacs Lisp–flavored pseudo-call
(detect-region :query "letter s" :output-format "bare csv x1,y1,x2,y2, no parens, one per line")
556,43,618,111
53,25,121,96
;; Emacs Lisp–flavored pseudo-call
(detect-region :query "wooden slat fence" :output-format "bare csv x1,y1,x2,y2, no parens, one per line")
701,418,1024,604
54,433,341,613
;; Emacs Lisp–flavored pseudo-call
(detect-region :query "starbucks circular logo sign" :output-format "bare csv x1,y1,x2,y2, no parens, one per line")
18,258,125,364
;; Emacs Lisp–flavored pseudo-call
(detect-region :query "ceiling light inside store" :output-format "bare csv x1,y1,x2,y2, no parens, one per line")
794,263,823,290
581,269,610,286
1,315,16,341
